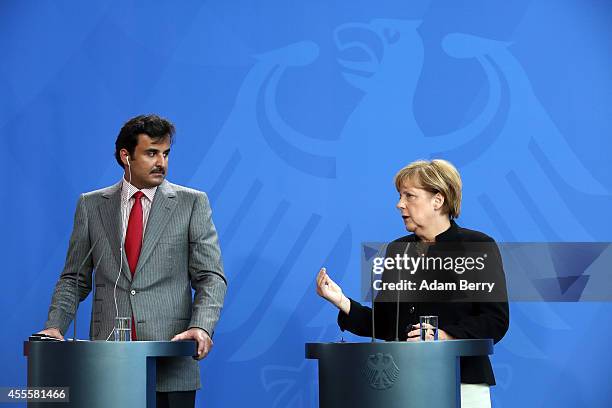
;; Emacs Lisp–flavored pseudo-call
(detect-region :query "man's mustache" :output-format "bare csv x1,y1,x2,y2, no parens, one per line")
150,167,165,174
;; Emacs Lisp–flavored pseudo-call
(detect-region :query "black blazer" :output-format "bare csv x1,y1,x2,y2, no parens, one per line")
337,220,509,385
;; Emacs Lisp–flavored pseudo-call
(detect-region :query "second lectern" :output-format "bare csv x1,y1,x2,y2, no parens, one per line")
306,339,493,408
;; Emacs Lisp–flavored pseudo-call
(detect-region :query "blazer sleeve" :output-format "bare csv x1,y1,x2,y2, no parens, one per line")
187,192,227,337
45,195,94,334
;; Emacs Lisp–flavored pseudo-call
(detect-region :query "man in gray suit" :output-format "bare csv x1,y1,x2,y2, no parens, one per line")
38,114,227,408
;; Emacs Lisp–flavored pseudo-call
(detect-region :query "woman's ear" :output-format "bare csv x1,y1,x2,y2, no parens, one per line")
433,192,445,211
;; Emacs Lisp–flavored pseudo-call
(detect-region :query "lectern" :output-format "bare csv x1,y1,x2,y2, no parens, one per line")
306,340,493,408
24,340,196,408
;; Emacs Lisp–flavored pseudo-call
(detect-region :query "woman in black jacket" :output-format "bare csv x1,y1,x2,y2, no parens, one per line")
316,159,509,408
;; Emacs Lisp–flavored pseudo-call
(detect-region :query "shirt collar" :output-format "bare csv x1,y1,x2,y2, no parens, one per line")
121,177,158,203
410,219,459,243
432,219,460,242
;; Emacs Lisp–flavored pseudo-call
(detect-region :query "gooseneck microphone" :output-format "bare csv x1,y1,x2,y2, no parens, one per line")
72,238,99,341
88,254,104,341
370,243,387,343
395,242,412,341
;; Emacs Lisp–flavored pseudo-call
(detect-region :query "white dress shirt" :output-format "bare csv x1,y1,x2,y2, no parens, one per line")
120,178,158,241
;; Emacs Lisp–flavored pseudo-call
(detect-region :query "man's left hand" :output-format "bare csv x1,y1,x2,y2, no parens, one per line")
171,327,213,360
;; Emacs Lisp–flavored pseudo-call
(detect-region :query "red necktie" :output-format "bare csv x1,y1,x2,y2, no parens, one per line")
124,191,144,340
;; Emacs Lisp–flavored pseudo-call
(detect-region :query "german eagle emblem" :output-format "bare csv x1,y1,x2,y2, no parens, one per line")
363,353,400,390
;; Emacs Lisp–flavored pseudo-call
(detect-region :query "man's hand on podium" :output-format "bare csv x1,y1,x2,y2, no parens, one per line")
36,328,64,341
171,328,213,360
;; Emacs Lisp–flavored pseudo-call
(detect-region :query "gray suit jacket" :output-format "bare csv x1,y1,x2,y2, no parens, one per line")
45,180,227,391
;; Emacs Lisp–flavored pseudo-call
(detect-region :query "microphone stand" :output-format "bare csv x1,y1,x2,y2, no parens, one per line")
72,240,98,341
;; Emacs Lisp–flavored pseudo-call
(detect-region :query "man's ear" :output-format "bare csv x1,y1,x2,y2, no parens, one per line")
120,148,130,166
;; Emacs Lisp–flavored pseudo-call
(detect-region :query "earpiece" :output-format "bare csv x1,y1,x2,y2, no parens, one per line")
126,156,131,166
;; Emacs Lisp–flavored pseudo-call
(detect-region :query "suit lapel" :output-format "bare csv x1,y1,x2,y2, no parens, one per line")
98,181,132,282
134,180,177,277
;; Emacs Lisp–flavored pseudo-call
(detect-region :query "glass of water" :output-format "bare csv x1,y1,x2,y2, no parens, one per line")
419,315,438,341
114,317,132,341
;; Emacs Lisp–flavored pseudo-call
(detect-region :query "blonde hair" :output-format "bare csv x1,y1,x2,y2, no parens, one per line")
394,159,462,219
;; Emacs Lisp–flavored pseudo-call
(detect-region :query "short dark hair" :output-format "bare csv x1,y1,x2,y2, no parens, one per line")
114,114,175,168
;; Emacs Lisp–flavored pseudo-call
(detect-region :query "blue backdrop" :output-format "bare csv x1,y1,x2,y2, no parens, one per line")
1,1,611,406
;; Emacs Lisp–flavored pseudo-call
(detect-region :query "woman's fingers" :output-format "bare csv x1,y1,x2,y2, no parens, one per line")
317,267,347,309
411,323,434,330
316,268,328,289
406,326,437,340
317,268,334,300
406,329,420,338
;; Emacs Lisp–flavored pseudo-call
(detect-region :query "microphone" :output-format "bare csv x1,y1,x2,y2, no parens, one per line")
89,254,104,340
395,242,413,341
71,238,99,341
395,242,430,341
370,243,388,343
